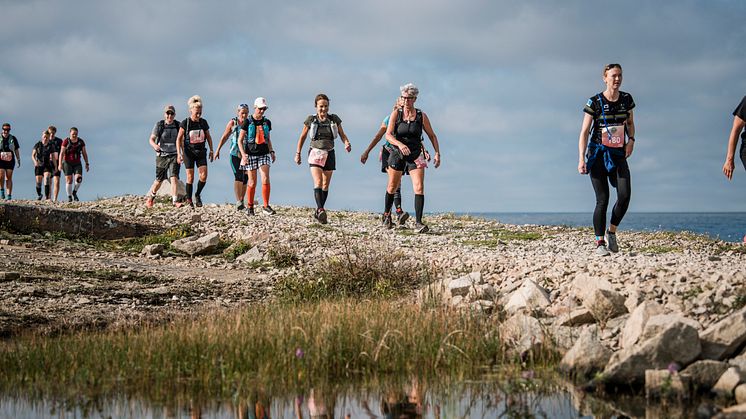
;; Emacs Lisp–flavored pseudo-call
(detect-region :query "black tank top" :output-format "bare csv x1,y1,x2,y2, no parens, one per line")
395,108,423,149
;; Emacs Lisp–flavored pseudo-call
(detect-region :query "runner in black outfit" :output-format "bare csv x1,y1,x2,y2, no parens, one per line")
722,95,746,180
577,63,636,257
31,130,57,200
176,95,214,208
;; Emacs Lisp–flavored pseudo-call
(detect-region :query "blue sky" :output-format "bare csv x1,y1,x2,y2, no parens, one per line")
1,0,745,212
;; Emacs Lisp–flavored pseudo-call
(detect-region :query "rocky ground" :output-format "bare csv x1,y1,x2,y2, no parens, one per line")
1,195,746,413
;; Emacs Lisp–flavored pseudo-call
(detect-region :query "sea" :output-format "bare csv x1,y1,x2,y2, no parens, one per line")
467,212,746,243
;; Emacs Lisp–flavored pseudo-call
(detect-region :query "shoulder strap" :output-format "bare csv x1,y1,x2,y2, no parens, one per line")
156,120,165,142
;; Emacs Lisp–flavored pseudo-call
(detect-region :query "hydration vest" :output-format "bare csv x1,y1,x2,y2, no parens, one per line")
156,120,180,155
308,115,338,141
244,117,270,145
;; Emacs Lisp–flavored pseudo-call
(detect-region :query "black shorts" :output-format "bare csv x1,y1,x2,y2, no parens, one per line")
34,163,54,176
231,154,248,184
0,158,15,171
309,148,336,171
62,162,83,176
387,146,422,173
183,147,208,169
381,145,409,175
155,154,180,181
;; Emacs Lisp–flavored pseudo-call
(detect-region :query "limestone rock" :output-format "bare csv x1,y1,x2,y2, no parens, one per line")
645,369,691,399
171,232,220,256
448,272,481,297
557,308,596,327
602,320,701,385
499,313,545,355
700,306,746,360
620,300,663,349
559,327,611,379
712,367,746,398
470,283,497,302
736,384,746,405
681,360,730,392
504,279,551,314
571,274,614,303
639,314,700,343
584,288,628,322
236,246,263,264
155,178,186,199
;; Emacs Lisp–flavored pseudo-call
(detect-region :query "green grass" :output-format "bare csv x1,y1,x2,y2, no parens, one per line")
222,240,254,262
0,300,559,404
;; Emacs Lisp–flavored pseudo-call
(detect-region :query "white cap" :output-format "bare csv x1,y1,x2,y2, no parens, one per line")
254,97,268,109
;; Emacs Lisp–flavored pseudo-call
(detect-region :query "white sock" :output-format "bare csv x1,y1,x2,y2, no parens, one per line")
66,183,73,196
74,180,82,192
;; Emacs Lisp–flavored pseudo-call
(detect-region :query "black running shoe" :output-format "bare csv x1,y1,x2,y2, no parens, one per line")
415,222,429,234
246,206,255,216
316,208,327,224
382,213,393,229
194,195,203,207
186,198,194,208
37,195,43,201
396,211,410,226
262,205,276,215
236,202,245,211
72,191,79,201
68,195,73,203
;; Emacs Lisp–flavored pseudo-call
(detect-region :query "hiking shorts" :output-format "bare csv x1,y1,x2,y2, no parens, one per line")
183,147,208,170
231,154,248,184
155,154,180,181
62,162,83,176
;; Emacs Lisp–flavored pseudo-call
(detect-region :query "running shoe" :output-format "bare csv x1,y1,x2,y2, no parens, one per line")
72,191,79,201
68,195,73,203
186,198,194,208
316,208,328,224
236,201,245,211
173,201,184,208
414,222,429,234
0,191,4,199
262,205,276,215
606,231,619,253
6,194,11,200
382,213,393,229
396,210,410,226
595,243,611,257
194,195,203,207
37,195,43,201
146,196,154,208
246,206,255,216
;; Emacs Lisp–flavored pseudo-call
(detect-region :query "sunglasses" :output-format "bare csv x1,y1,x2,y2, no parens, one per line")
257,107,267,111
165,111,175,116
401,96,416,100
239,104,249,109
1,128,9,131
605,63,621,71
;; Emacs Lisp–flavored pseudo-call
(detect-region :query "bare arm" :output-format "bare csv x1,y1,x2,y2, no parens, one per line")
578,113,593,174
58,145,66,170
238,129,248,164
31,148,39,166
214,119,235,158
723,115,745,180
148,133,160,153
385,109,409,153
176,128,185,164
205,130,214,162
625,110,636,158
82,146,90,172
294,125,310,165
361,125,386,163
337,123,352,152
421,112,440,168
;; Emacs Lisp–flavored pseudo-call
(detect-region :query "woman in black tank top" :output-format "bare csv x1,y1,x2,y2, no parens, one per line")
382,83,441,233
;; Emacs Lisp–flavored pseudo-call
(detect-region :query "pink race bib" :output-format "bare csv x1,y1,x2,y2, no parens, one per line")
601,124,625,148
414,153,428,169
0,152,12,161
308,148,328,166
188,130,205,144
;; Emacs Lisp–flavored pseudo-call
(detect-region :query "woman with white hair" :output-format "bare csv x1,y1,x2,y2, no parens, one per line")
215,103,250,210
177,95,214,208
383,83,441,233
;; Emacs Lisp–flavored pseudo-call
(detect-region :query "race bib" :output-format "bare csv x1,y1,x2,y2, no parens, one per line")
308,148,328,166
414,153,428,169
601,124,625,148
188,129,205,144
0,152,12,162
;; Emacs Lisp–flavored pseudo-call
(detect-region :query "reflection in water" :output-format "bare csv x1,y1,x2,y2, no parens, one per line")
1,378,707,419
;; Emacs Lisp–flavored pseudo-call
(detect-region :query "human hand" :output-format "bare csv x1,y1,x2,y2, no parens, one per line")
208,150,214,162
723,159,735,180
360,151,368,164
270,151,276,163
625,141,634,158
424,150,431,162
344,141,351,152
294,152,301,165
434,152,440,168
578,161,587,174
399,144,411,156
85,163,89,172
214,150,220,160
153,144,161,153
177,154,183,164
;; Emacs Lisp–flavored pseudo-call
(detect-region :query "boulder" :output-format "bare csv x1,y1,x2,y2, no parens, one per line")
681,360,730,392
712,367,746,398
499,313,545,355
556,308,596,327
619,301,663,349
602,320,701,386
470,283,497,302
155,178,186,198
718,403,746,417
571,274,614,302
559,327,611,379
639,314,700,342
584,288,628,322
236,246,263,264
700,307,746,360
448,272,481,297
504,279,551,314
645,369,691,399
171,232,220,256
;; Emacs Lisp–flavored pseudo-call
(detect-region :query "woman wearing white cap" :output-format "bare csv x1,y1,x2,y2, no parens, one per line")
294,93,352,224
237,97,275,215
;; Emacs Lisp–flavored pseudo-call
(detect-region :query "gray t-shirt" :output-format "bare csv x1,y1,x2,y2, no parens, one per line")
304,113,342,150
151,120,180,156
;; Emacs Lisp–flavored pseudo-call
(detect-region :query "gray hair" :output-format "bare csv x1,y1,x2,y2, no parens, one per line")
188,95,203,109
400,83,419,97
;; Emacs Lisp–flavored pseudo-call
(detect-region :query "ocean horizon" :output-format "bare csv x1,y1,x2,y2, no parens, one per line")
459,212,746,243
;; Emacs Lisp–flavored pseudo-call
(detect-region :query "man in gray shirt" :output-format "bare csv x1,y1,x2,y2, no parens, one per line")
145,105,182,207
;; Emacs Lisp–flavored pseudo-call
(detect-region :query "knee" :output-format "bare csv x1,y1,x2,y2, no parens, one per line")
75,176,82,183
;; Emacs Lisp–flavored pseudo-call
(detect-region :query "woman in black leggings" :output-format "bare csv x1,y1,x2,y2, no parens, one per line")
577,63,636,256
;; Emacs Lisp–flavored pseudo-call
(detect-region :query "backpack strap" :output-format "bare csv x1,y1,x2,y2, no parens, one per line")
156,120,165,143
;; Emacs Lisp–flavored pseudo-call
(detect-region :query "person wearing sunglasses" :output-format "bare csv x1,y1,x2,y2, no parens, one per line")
238,97,275,216
294,93,352,224
0,123,21,200
722,95,746,181
177,95,214,208
145,105,182,208
578,63,636,257
382,83,441,233
215,103,250,211
57,127,89,202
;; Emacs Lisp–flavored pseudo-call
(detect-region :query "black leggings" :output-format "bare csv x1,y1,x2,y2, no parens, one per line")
590,157,631,237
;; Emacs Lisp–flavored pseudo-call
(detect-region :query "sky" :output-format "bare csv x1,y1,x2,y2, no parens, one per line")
1,0,745,213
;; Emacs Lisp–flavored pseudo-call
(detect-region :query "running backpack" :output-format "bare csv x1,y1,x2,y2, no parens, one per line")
308,115,338,141
244,117,270,145
156,120,179,154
